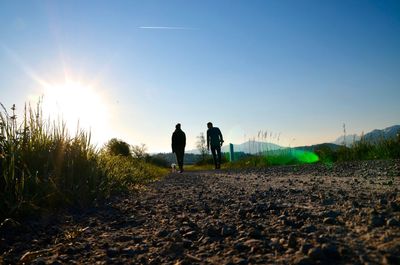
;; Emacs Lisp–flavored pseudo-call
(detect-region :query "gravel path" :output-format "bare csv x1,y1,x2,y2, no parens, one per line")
1,160,400,265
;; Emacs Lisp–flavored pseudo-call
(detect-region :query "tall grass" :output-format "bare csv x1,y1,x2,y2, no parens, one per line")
227,130,400,168
0,101,165,220
335,132,400,161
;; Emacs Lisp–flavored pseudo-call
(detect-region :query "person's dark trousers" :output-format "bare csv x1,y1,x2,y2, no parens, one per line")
210,145,221,169
175,149,185,172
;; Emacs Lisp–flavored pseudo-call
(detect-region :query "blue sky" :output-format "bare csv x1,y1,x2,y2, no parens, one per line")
1,0,399,152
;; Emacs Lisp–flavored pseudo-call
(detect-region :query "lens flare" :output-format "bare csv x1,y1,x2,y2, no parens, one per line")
262,149,319,165
291,149,319,163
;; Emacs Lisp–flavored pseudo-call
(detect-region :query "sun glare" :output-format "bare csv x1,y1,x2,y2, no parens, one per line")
42,81,112,144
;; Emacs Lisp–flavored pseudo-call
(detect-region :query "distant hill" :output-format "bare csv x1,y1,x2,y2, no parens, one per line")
332,125,400,146
333,134,360,146
221,140,282,154
363,125,400,142
293,143,341,152
186,140,282,155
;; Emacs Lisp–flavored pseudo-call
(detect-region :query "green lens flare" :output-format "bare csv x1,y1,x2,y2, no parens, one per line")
291,149,319,163
227,149,320,166
263,149,319,165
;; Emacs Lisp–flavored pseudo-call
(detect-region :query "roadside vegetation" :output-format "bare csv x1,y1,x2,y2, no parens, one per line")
332,134,400,162
225,133,400,169
0,101,167,221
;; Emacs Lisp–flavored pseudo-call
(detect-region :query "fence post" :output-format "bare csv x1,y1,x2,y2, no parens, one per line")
229,143,234,162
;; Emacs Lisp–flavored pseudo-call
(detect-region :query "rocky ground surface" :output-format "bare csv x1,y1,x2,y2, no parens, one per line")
1,160,400,265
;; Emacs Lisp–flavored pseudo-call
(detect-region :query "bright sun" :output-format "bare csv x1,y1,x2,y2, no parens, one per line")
42,81,112,144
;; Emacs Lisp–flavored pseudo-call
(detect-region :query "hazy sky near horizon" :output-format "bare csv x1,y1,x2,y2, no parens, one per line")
1,0,399,152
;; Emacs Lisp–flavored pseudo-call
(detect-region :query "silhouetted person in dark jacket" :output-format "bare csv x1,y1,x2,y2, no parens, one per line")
172,123,186,173
207,122,224,169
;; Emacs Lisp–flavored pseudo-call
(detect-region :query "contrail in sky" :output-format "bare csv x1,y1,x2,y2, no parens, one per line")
138,26,194,30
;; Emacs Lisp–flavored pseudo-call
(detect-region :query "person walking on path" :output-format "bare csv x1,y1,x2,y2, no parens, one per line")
207,122,224,169
172,123,186,173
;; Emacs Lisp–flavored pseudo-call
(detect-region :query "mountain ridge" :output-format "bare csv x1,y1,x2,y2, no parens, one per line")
332,124,400,146
184,124,399,154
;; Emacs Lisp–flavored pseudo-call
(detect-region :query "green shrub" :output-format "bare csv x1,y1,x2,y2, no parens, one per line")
98,154,163,194
145,155,170,168
194,154,214,166
104,138,131,157
314,144,337,163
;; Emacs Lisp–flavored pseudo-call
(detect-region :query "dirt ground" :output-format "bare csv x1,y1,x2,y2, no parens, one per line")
1,160,400,264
